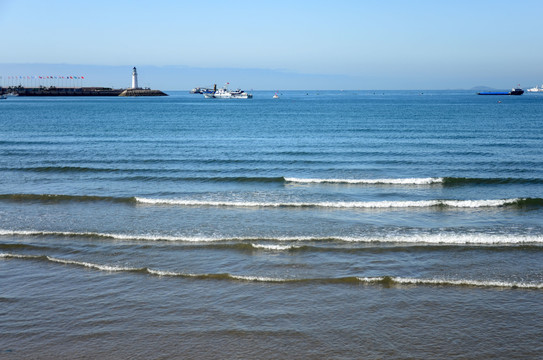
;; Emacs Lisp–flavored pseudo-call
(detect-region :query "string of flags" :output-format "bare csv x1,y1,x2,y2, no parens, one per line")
1,75,87,88
2,76,85,79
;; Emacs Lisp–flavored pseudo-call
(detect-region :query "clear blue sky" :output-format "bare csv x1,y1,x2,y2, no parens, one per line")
1,0,542,89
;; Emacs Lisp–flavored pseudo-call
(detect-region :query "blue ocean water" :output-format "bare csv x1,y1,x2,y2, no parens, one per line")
1,90,543,359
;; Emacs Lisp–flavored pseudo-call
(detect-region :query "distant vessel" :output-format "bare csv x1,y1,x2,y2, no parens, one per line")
204,83,253,99
0,94,7,100
273,92,279,99
527,85,543,92
190,87,214,94
477,87,524,95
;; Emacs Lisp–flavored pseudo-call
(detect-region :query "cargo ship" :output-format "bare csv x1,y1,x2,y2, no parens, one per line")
477,87,524,95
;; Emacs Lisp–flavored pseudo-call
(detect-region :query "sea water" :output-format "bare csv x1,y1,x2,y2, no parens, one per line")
1,91,543,359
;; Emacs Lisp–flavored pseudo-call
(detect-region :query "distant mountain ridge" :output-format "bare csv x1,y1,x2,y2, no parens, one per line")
470,86,498,91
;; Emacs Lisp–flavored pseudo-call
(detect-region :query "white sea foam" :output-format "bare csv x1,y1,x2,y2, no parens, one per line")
376,233,543,245
0,229,224,242
357,276,543,289
0,253,41,259
46,256,138,272
1,229,543,245
230,274,285,282
2,253,542,289
251,243,299,250
134,197,521,209
147,268,182,276
284,177,444,185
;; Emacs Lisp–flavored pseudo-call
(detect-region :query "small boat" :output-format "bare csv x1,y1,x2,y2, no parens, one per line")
273,92,279,99
477,86,524,95
190,87,214,94
527,85,543,92
0,94,7,100
204,83,253,99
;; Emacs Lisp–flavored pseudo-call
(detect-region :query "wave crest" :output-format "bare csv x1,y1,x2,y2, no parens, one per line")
285,177,543,186
251,243,300,251
2,229,543,245
284,177,443,185
2,253,541,289
135,197,528,209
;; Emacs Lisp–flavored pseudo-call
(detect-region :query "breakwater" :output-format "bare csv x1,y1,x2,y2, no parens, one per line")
1,86,167,96
119,89,167,96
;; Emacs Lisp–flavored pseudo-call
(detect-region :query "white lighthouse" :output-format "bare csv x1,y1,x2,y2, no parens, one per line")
131,67,139,89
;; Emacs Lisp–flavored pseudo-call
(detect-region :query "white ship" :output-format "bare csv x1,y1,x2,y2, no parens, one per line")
204,83,253,99
527,85,543,92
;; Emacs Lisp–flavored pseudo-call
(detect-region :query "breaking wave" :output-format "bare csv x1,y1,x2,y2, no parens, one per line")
285,176,543,186
2,229,543,245
284,177,444,185
4,193,540,209
135,197,538,209
2,253,541,289
3,172,543,186
250,243,301,251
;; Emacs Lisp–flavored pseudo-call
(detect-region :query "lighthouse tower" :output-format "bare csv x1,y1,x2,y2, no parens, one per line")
131,67,139,89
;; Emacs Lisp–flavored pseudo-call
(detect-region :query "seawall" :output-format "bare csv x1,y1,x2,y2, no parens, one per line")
119,89,167,96
1,87,167,96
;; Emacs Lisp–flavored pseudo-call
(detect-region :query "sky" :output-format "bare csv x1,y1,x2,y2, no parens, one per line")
1,0,542,90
